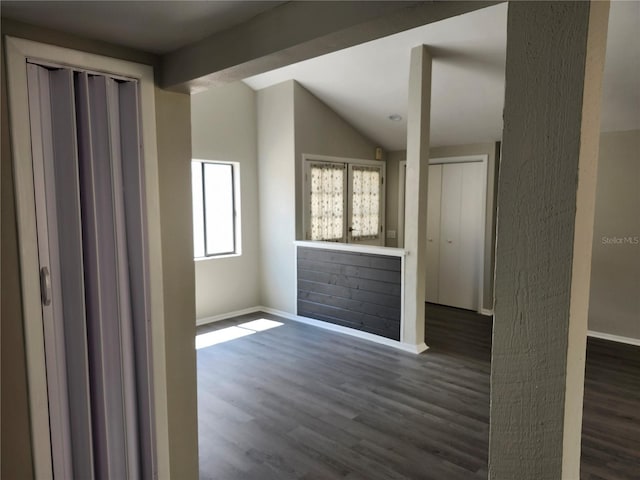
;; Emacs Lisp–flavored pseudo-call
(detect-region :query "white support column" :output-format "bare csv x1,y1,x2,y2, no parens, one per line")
402,45,431,351
489,2,609,479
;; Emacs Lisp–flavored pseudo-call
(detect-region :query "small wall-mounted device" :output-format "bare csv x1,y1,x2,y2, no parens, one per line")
375,147,383,161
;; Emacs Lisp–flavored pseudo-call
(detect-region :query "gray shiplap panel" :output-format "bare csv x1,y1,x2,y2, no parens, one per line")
297,269,402,297
297,300,400,340
298,290,400,322
297,247,401,340
298,259,401,284
297,280,401,309
297,248,401,272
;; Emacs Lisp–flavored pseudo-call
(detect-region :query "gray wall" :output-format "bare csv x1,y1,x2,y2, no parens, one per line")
386,142,500,312
1,19,198,479
293,81,378,239
191,82,261,320
257,81,379,314
588,129,640,340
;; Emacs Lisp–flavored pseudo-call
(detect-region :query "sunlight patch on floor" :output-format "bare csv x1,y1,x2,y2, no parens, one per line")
237,318,283,331
195,326,254,349
196,318,284,350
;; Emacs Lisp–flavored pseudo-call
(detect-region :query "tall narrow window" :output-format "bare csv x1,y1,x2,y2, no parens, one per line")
350,165,381,239
309,162,346,241
192,160,240,258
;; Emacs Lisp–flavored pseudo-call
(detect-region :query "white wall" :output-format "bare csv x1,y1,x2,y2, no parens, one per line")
191,82,260,320
257,81,297,312
588,129,640,340
155,88,199,480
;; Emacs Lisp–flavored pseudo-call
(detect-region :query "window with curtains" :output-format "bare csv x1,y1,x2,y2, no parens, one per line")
309,162,346,241
350,165,381,239
305,157,384,244
192,160,241,258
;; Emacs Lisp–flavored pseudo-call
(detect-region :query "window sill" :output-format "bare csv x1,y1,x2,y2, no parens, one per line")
194,253,242,262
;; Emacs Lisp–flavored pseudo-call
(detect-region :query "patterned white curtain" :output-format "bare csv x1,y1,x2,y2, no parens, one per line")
310,163,344,241
351,166,380,239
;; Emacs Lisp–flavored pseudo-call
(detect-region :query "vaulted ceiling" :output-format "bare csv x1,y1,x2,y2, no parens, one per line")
245,1,640,149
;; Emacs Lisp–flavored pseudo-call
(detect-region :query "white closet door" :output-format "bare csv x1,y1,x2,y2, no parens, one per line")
425,164,442,303
438,163,464,308
437,162,484,310
458,162,484,310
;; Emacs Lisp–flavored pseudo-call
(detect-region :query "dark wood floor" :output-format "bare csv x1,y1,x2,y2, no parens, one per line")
196,304,640,479
581,337,640,479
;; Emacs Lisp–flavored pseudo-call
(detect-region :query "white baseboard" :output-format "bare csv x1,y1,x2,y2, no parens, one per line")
200,307,640,350
587,330,640,347
196,306,264,327
259,306,429,355
479,308,494,316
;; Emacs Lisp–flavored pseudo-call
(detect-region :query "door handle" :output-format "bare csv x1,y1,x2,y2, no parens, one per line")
40,266,52,306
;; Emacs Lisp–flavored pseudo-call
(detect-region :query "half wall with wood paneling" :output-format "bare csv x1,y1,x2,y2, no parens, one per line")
296,244,402,340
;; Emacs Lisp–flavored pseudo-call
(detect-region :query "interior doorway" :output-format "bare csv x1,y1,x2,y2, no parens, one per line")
6,37,169,479
398,155,487,312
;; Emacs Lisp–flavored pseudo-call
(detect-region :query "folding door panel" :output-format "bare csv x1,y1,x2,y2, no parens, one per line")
27,63,95,480
28,63,149,480
76,73,140,480
119,80,155,480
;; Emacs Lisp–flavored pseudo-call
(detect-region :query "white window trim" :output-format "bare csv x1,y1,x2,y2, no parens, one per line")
5,36,170,479
192,159,242,259
302,153,386,244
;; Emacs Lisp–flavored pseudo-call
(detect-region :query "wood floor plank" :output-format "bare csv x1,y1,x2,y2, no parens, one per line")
197,306,640,479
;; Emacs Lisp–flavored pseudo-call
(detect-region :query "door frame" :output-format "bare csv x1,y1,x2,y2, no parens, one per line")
398,154,488,313
5,37,171,479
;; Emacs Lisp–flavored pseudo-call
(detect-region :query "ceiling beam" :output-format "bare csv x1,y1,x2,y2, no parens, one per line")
160,1,499,92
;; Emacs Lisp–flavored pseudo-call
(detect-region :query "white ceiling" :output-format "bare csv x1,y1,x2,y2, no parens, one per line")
1,1,285,54
244,1,640,150
2,1,637,149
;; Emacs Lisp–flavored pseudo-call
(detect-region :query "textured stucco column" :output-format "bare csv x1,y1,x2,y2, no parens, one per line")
489,2,609,479
402,45,431,351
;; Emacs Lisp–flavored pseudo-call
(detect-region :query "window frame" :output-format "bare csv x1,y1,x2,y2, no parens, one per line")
192,159,241,259
302,154,385,245
305,160,348,243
